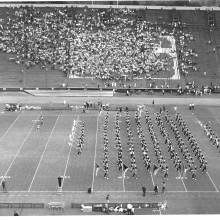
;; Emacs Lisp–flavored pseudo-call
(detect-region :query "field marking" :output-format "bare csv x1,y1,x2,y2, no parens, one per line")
207,171,219,192
0,118,36,185
0,113,21,141
28,115,60,191
62,114,80,188
3,190,219,194
150,172,155,186
122,168,131,192
3,190,220,194
91,111,102,192
178,171,187,192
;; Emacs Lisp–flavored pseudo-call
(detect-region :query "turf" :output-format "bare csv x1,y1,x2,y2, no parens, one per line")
1,105,220,214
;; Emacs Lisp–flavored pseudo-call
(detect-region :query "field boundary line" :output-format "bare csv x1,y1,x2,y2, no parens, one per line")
91,111,102,191
3,190,219,193
0,113,21,141
62,114,80,188
207,171,219,192
28,115,60,191
0,117,36,185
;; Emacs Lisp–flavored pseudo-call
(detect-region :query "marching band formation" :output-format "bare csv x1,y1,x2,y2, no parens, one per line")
94,105,211,194
2,105,215,195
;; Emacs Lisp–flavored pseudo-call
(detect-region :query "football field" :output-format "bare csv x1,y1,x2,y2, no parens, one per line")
0,103,220,214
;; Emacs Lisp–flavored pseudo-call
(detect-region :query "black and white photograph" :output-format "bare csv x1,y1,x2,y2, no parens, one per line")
0,0,219,216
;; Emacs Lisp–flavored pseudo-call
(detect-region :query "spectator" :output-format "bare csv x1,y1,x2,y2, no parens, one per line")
13,211,19,216
0,7,196,84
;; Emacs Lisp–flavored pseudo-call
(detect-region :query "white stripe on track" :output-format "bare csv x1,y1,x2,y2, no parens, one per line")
28,115,60,191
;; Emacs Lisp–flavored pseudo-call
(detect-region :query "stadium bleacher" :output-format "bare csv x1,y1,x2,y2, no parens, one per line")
0,3,219,92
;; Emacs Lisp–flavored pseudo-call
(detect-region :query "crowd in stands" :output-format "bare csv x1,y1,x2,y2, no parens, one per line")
174,23,198,77
177,82,212,96
0,6,197,82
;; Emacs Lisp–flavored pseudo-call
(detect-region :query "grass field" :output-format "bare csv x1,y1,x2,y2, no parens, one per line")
1,104,220,214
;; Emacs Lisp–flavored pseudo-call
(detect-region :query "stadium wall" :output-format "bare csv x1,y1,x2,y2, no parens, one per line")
1,0,220,7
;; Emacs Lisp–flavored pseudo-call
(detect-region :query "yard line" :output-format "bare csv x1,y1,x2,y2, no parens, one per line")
122,171,127,192
91,111,102,192
178,171,187,192
28,115,60,191
61,115,80,188
7,190,219,193
150,171,155,186
207,171,219,192
0,113,21,141
0,118,36,185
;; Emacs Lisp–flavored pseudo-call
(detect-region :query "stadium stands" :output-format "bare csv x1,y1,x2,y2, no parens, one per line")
0,4,219,90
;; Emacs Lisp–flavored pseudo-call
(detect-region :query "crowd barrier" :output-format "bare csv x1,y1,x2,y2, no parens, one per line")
1,3,220,11
0,87,178,93
71,202,161,209
0,87,113,91
0,203,44,208
1,87,219,95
